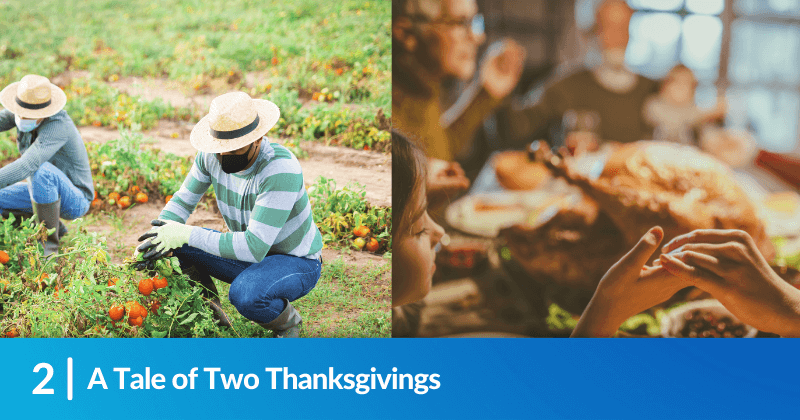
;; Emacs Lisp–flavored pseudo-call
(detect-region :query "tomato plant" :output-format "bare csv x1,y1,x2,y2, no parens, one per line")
63,79,201,130
84,130,216,212
308,177,391,252
0,213,220,337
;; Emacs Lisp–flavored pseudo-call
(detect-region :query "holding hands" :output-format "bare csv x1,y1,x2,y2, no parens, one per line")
659,229,800,337
572,227,692,337
574,226,800,337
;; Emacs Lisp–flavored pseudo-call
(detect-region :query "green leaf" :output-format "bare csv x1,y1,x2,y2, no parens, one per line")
179,312,199,325
170,257,183,274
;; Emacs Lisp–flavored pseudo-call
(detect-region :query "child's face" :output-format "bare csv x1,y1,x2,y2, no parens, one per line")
393,185,445,307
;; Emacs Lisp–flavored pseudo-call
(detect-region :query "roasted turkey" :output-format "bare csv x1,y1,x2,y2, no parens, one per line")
501,141,774,313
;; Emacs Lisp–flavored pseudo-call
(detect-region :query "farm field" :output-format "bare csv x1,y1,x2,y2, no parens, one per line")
0,0,391,337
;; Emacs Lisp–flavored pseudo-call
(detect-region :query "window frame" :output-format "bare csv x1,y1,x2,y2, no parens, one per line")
626,0,800,150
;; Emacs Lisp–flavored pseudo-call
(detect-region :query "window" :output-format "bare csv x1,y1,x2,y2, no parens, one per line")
728,0,800,151
576,0,800,151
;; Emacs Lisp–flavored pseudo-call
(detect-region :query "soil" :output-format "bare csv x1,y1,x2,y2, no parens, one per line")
109,77,217,111
78,124,392,207
109,72,290,113
322,248,391,291
296,142,391,207
73,201,223,264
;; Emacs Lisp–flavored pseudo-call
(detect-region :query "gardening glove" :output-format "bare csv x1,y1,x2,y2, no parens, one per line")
136,219,166,258
137,219,192,260
132,259,156,273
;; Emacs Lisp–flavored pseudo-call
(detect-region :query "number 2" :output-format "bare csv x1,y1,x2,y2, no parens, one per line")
33,363,54,395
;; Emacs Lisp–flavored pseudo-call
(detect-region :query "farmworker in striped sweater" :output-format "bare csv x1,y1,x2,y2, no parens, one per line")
0,74,94,257
137,92,323,338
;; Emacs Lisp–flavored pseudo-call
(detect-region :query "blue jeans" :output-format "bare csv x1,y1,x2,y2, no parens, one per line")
0,162,90,220
173,241,322,323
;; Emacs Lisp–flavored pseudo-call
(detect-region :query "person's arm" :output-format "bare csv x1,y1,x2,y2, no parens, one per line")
660,229,800,337
158,153,211,223
0,118,69,190
0,109,15,132
441,39,525,158
571,226,691,337
441,82,502,158
426,158,470,209
188,158,303,263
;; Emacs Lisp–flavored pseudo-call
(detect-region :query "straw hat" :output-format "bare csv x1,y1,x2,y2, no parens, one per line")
190,91,280,153
0,74,67,119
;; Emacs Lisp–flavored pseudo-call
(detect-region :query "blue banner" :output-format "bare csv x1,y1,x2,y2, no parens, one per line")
1,339,796,419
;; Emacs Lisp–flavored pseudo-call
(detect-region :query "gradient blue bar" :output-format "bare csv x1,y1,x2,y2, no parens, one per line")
0,339,796,419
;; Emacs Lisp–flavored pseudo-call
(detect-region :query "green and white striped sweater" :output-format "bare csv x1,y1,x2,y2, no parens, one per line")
159,139,323,262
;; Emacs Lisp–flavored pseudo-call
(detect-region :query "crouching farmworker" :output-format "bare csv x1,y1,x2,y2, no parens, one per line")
0,74,94,256
137,92,323,337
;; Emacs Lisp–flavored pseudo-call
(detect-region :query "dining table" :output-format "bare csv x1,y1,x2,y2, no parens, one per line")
415,143,800,338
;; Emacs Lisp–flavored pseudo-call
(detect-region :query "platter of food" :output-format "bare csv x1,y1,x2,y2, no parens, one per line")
445,188,582,238
445,147,607,238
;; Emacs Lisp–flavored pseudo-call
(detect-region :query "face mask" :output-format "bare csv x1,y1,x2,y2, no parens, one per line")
14,115,40,132
216,142,255,174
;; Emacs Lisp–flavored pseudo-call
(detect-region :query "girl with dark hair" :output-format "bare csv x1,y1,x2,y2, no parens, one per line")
391,131,445,338
392,131,445,308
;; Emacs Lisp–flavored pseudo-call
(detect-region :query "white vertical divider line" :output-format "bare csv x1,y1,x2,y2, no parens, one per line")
67,357,73,401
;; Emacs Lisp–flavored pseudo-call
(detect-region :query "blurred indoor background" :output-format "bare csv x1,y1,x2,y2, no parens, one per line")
455,0,800,176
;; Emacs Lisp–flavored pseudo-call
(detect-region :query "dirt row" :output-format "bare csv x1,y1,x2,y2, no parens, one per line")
54,71,270,112
79,124,392,208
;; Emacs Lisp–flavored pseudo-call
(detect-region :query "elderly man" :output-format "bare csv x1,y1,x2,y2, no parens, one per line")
0,74,94,256
393,0,525,206
508,0,659,151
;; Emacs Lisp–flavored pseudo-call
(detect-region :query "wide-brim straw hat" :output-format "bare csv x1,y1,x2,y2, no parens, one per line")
0,74,67,119
190,91,280,153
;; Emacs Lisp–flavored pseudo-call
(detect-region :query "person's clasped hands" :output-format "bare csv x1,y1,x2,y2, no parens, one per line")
659,229,800,337
573,226,800,337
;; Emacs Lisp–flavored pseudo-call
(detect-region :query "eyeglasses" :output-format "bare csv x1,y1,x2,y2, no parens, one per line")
411,13,485,36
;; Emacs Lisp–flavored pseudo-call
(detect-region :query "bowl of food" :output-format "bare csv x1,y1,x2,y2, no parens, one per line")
661,300,757,338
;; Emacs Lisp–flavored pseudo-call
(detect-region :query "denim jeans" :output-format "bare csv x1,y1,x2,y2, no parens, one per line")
0,161,90,220
173,240,322,323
